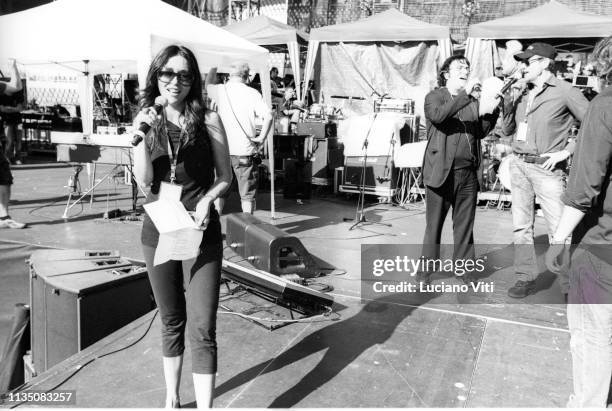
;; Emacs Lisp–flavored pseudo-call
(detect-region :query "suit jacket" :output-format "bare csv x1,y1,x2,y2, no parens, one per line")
422,87,499,189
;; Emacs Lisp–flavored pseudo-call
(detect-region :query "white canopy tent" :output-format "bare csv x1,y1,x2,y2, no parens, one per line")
0,0,280,217
224,15,309,100
466,0,612,81
303,8,452,117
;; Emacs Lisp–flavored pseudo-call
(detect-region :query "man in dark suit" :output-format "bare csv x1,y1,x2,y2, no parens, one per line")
420,55,499,283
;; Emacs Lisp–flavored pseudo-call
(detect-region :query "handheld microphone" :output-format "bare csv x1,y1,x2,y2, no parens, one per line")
131,96,168,146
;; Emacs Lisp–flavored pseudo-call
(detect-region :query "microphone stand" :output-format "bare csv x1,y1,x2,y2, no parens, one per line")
343,114,392,231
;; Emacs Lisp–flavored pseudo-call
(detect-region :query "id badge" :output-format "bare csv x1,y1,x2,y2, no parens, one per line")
516,122,528,142
160,181,182,202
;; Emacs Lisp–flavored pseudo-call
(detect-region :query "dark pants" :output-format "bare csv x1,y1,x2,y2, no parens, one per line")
423,167,478,262
4,123,20,162
142,238,222,374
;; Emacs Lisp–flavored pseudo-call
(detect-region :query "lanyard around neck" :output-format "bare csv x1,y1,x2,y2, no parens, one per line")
165,118,186,184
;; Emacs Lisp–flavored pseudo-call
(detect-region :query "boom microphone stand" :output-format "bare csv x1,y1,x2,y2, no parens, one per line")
343,114,392,231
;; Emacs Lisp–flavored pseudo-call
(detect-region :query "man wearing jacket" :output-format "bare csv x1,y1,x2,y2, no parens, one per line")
420,55,499,283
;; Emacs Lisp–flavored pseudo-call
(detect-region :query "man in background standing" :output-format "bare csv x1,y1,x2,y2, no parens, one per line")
207,62,273,214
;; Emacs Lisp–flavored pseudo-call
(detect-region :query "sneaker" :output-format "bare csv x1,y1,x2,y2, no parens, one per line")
0,218,27,229
507,280,536,298
14,160,22,165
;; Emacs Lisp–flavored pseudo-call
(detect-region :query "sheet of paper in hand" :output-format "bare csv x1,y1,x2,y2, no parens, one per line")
143,198,203,266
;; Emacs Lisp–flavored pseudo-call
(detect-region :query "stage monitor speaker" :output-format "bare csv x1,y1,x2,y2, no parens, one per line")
283,159,311,199
28,250,154,374
343,155,397,190
225,213,318,278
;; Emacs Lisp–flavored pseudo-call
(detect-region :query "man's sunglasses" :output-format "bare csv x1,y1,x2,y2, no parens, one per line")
526,57,545,66
158,70,194,86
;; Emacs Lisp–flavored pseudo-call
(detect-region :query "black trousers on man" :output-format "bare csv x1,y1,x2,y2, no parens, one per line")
422,167,478,262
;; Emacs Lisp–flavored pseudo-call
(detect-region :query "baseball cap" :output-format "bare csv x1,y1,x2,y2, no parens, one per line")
514,42,557,61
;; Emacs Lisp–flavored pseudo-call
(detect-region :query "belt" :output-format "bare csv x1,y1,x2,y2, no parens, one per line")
231,154,255,160
515,153,547,164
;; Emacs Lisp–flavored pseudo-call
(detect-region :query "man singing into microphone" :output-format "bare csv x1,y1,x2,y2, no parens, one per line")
502,43,589,298
420,55,500,284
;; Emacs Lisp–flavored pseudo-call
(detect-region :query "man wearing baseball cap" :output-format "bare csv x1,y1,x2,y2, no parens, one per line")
207,62,273,214
502,42,589,298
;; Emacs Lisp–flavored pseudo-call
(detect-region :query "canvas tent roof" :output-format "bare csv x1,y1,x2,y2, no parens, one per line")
0,0,269,76
224,15,308,46
468,0,612,39
466,0,612,85
309,8,450,42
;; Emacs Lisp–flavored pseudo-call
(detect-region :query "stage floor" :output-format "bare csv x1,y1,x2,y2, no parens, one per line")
0,161,572,408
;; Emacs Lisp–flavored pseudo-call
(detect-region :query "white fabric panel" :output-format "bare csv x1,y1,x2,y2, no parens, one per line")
339,113,411,157
437,38,453,64
76,75,93,136
465,38,496,83
287,41,301,101
257,58,276,218
302,41,320,104
319,42,438,121
302,9,450,105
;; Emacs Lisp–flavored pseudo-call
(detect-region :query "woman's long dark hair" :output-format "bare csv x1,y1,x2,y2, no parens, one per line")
139,45,206,142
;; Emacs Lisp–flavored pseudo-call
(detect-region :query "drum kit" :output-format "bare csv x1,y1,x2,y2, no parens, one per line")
306,104,341,120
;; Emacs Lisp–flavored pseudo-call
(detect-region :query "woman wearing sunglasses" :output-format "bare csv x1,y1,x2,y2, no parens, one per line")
133,45,232,408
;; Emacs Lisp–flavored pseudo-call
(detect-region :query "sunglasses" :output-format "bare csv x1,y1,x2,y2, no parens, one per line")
526,57,545,66
158,70,194,86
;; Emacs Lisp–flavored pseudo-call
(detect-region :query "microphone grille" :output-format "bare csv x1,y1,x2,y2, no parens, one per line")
154,96,168,106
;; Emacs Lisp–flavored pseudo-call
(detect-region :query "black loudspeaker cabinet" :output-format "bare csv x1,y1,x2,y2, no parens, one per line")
283,159,311,199
28,250,154,374
225,213,318,278
273,133,312,170
343,155,397,190
310,138,344,182
296,121,337,139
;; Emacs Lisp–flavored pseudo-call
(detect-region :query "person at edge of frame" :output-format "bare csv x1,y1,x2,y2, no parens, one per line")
546,35,612,409
0,58,26,229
